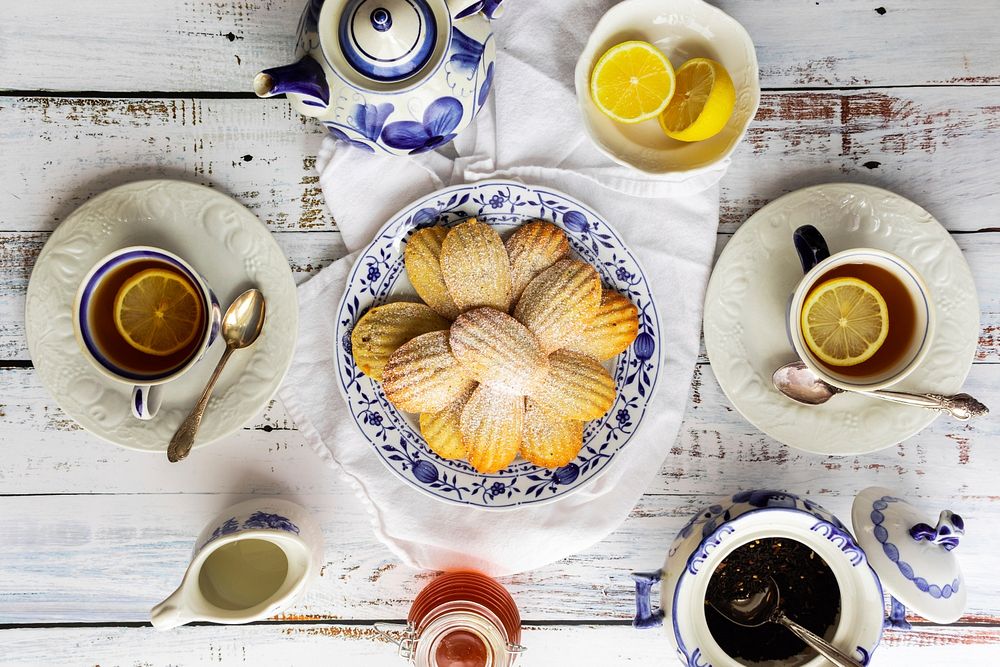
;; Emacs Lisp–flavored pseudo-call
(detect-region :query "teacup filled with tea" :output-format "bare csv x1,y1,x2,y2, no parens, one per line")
73,246,221,420
787,225,934,392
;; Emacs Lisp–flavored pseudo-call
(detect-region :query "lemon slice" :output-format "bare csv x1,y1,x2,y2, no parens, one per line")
658,57,735,142
114,268,203,356
590,41,676,124
801,277,889,367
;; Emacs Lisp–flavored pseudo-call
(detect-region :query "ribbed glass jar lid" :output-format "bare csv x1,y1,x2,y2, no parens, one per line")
337,0,439,83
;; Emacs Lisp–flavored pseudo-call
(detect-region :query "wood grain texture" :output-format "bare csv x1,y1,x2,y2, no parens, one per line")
1,623,998,667
0,362,996,497
0,97,331,232
0,226,993,361
3,1,1000,661
1,361,997,623
1,87,997,236
1,1,999,91
1,491,999,625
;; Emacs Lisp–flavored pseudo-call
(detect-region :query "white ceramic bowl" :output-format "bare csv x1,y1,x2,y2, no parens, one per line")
574,0,760,176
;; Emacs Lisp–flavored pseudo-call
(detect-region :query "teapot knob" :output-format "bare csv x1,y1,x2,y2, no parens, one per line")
452,0,504,20
909,510,964,551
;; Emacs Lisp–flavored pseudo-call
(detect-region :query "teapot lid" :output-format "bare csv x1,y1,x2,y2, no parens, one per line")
338,0,439,83
851,487,967,624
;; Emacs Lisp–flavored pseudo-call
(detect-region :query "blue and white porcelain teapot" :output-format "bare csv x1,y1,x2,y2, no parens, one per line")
632,489,967,666
255,0,502,155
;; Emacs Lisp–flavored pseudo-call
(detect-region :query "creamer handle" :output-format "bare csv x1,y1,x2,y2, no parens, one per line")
631,570,665,629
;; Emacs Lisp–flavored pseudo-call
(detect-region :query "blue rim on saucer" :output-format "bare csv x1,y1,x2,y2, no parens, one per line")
334,181,662,509
76,248,213,383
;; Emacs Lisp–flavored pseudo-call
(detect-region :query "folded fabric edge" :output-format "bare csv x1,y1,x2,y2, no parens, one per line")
276,384,423,571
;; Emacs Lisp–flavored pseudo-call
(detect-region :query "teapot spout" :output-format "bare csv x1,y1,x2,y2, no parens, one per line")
254,56,330,112
451,0,504,20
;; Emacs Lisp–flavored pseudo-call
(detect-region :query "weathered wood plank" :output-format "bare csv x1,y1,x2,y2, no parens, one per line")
0,97,331,232
1,88,998,237
1,360,997,498
0,225,993,361
1,491,998,624
0,361,997,623
0,623,997,666
1,1,998,91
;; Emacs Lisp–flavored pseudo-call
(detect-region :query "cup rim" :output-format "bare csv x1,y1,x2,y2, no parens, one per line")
71,245,215,386
788,247,936,392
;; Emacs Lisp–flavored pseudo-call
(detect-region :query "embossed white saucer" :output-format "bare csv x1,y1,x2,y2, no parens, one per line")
704,183,979,455
25,180,298,452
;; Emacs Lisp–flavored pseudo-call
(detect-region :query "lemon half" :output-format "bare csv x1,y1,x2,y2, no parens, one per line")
590,41,676,124
114,268,203,356
658,57,735,142
801,277,889,367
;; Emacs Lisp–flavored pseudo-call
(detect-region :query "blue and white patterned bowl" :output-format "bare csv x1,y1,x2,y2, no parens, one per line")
334,181,661,509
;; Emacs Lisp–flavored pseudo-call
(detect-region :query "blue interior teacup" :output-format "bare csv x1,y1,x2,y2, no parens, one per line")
72,246,221,420
788,226,935,392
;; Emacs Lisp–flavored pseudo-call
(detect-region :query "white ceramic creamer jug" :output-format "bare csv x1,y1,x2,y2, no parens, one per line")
151,498,323,629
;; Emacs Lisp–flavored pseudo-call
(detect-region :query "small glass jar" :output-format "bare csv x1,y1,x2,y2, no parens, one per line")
382,571,525,667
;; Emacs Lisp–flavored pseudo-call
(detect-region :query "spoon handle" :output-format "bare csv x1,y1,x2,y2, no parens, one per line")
167,346,235,463
857,390,989,420
775,612,863,667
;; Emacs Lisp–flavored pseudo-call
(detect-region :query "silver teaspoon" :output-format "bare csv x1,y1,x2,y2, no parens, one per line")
772,361,989,421
710,576,862,667
167,289,266,462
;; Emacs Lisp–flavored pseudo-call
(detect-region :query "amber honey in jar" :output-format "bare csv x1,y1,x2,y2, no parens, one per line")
385,571,524,667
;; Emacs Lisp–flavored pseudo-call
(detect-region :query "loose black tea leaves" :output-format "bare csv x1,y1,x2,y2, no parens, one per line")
704,538,841,663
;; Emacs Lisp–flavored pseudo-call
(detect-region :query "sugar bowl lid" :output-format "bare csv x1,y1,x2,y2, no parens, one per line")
852,487,967,623
338,0,439,83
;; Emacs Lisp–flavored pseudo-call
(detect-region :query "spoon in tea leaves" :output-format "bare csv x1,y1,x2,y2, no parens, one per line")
710,576,862,667
772,361,989,421
167,289,266,463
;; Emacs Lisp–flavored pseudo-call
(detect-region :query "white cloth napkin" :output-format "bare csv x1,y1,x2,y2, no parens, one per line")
279,0,724,576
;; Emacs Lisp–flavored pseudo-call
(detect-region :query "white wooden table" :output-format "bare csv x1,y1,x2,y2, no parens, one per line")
2,1,999,664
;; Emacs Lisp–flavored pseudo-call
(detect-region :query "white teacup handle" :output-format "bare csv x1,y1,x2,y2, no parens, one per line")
132,385,163,420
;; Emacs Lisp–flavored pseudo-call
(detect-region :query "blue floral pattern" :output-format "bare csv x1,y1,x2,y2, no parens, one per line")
382,97,465,154
334,182,661,508
324,102,395,152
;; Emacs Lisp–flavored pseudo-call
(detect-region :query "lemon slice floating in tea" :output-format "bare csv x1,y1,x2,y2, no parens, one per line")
590,41,676,124
801,277,889,367
114,268,203,356
658,57,735,142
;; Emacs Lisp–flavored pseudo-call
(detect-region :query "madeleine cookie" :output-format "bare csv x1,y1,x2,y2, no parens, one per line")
506,221,571,304
382,331,476,413
405,227,461,320
461,384,524,473
513,259,602,353
529,349,615,420
449,307,548,395
440,219,513,312
419,387,474,460
520,399,585,468
351,302,450,381
564,289,639,361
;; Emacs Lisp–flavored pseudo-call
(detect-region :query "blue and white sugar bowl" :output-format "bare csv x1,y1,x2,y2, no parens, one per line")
255,0,502,155
632,489,967,666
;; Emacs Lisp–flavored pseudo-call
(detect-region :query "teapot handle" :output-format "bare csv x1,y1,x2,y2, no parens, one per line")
451,0,505,20
631,570,665,629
